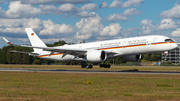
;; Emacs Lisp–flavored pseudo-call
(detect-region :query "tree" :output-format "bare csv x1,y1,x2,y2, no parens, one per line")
6,49,13,64
141,53,161,62
141,54,150,61
12,52,22,64
0,48,6,64
33,59,41,65
150,53,161,61
114,57,126,64
22,54,33,64
54,40,67,46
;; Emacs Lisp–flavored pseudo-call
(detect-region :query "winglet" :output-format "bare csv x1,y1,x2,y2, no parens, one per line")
3,37,12,44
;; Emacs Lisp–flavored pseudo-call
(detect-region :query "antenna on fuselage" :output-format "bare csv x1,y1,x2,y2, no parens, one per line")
137,33,139,37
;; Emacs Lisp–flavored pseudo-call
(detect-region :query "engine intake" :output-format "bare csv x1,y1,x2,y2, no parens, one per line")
122,55,141,62
86,50,107,62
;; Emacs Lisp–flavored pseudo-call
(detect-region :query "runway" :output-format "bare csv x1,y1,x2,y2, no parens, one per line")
0,68,180,75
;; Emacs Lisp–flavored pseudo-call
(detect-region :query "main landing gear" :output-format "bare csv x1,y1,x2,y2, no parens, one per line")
81,62,111,69
81,62,93,69
99,64,111,68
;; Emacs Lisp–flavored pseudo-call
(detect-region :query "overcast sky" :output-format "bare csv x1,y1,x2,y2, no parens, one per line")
0,0,180,48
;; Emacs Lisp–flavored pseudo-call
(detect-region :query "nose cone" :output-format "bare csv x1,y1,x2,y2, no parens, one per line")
172,43,178,49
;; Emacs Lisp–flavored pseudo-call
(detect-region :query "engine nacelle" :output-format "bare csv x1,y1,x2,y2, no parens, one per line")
86,50,107,62
122,55,141,62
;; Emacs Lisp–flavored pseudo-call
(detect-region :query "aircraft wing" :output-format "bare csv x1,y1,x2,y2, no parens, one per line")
3,37,87,56
3,37,117,56
21,45,87,52
10,50,39,56
3,37,17,46
21,45,87,57
15,45,117,55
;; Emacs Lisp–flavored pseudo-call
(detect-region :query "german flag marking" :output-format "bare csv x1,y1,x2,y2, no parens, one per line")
31,33,34,36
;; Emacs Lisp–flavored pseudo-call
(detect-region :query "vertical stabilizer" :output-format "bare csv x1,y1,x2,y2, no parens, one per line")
25,28,47,53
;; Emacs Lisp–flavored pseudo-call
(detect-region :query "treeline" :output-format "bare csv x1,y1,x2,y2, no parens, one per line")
0,40,161,65
0,40,68,65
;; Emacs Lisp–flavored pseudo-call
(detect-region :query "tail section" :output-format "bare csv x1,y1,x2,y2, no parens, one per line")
25,28,47,53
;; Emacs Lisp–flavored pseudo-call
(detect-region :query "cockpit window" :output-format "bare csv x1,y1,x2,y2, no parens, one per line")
165,39,174,42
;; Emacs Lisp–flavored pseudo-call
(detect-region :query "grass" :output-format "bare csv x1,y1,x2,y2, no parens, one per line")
1,64,180,71
156,84,174,87
0,70,180,100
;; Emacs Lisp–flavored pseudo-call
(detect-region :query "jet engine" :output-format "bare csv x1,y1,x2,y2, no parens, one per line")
86,50,107,62
122,55,141,62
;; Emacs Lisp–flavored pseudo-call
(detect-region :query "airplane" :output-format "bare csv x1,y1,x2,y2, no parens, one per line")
3,28,177,69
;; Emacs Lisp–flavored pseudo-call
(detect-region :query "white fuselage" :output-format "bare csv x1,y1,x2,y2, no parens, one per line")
38,35,177,62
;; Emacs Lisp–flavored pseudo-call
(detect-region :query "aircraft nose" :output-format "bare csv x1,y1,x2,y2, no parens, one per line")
173,43,178,49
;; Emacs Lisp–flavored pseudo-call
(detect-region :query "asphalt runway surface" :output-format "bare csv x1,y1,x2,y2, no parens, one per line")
0,68,180,75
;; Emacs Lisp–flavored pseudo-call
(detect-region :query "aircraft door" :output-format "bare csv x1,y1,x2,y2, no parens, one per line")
146,41,151,45
122,41,126,48
153,38,157,45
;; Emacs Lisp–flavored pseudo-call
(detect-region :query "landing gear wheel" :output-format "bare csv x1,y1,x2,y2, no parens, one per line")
81,64,85,68
86,65,89,69
85,65,93,69
107,64,110,68
81,62,87,68
89,65,93,69
100,64,103,68
104,65,107,68
99,64,111,68
81,63,88,68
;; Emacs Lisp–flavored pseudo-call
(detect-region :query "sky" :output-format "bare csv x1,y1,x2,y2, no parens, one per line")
0,0,180,48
